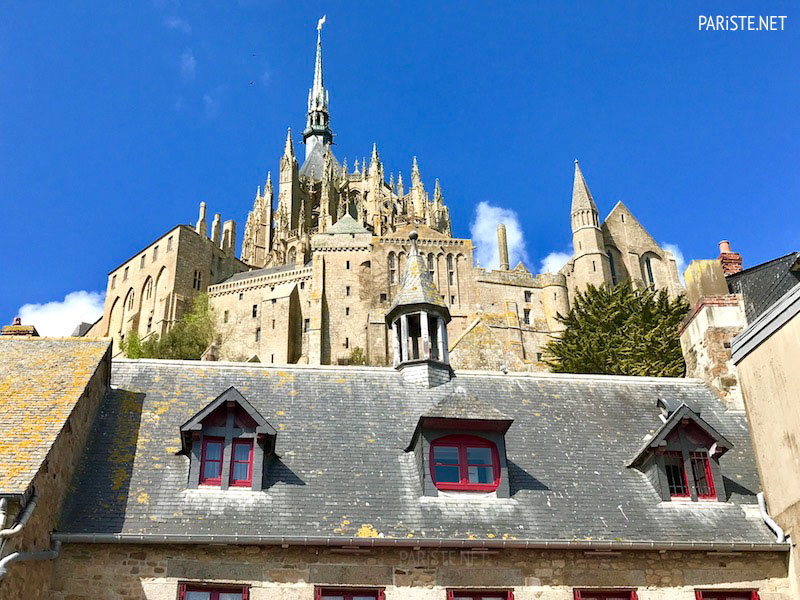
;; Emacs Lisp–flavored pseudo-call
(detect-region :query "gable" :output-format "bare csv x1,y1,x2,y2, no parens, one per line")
602,201,663,255
449,318,526,372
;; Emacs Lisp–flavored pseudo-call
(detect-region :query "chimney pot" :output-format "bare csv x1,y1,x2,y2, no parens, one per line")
719,240,731,254
717,240,743,276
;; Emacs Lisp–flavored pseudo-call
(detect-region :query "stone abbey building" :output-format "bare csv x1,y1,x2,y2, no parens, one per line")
88,20,682,369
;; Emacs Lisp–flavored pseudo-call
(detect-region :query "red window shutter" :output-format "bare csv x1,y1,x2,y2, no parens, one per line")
630,592,639,600
573,591,582,600
752,592,761,600
695,592,704,600
241,587,249,600
377,590,386,600
178,583,187,600
507,591,515,600
315,588,323,600
446,590,455,600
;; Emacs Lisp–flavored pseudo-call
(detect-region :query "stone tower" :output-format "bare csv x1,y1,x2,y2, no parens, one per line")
386,231,452,387
570,160,612,293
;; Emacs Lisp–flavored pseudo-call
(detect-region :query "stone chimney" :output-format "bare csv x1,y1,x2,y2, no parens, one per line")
718,240,743,276
222,220,237,257
195,202,207,237
497,223,510,271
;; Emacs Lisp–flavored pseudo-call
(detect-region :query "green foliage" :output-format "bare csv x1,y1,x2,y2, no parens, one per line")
121,294,216,360
545,282,689,377
348,346,367,366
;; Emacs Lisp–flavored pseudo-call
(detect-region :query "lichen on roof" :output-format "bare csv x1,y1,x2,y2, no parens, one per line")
0,338,109,494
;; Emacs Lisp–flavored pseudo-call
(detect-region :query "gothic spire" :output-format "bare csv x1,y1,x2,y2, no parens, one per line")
284,128,295,158
571,160,597,213
312,16,326,109
303,16,333,152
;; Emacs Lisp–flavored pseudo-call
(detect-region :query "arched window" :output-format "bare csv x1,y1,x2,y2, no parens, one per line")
427,253,435,278
144,277,153,300
644,256,655,288
430,434,500,491
607,249,617,286
388,252,397,284
127,291,135,311
446,254,455,286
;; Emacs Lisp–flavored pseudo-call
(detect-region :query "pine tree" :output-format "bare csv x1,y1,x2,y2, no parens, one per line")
545,282,689,377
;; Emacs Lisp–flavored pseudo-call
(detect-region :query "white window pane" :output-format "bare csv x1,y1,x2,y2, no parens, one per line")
185,593,211,600
468,465,494,483
232,461,249,481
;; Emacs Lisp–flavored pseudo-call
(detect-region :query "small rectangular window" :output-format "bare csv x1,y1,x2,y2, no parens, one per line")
380,293,387,302
153,246,159,261
111,275,116,289
524,290,532,303
695,592,760,600
318,589,382,600
536,352,543,361
223,310,229,323
147,317,152,332
304,318,310,332
167,236,173,251
690,451,717,499
180,585,248,600
140,255,146,268
300,281,305,289
255,328,261,342
450,295,456,304
252,304,258,318
346,260,350,270
573,591,638,600
193,270,202,290
270,354,274,363
346,286,351,296
239,292,243,301
123,266,129,280
664,451,689,497
345,307,350,316
229,439,253,487
271,298,276,304
272,319,275,329
199,437,224,486
523,309,530,325
345,337,350,349
448,272,455,286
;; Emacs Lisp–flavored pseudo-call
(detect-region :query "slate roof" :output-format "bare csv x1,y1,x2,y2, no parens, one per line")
424,386,511,422
222,263,307,284
727,252,800,322
57,360,778,548
0,338,110,495
321,214,371,236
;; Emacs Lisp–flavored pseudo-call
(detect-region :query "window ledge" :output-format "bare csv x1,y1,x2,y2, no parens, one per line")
422,490,507,501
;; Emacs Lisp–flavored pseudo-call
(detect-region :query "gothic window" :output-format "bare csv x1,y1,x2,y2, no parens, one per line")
127,291,135,311
388,252,397,284
608,250,618,285
193,270,202,291
447,254,455,286
430,435,500,492
427,254,435,278
644,256,655,288
144,277,153,300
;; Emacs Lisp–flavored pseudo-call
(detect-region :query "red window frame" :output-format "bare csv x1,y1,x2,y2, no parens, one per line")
695,592,760,600
178,583,249,600
574,591,638,600
430,434,501,492
229,439,254,487
664,451,690,498
199,437,225,486
315,588,385,600
690,451,717,499
447,591,514,600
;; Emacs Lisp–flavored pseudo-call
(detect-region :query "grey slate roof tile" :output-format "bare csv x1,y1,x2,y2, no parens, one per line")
58,361,773,545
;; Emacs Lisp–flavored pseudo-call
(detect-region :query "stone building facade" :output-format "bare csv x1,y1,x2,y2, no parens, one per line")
86,20,682,368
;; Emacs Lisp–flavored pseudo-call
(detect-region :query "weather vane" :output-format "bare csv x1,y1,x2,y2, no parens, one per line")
317,15,326,32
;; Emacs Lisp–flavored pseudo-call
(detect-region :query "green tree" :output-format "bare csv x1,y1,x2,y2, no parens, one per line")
121,294,216,360
545,282,689,377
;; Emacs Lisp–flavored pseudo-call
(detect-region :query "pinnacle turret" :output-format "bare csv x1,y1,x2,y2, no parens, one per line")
284,129,295,158
571,160,597,214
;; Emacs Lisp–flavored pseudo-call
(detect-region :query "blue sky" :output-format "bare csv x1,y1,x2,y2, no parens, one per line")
1,2,798,333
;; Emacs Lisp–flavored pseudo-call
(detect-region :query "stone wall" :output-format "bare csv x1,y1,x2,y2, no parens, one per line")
0,348,110,600
47,544,791,599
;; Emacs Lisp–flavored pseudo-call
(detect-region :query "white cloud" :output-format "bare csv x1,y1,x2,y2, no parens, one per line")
18,291,104,337
662,242,687,284
470,201,530,269
260,69,272,87
540,249,572,274
180,48,196,81
203,93,219,118
164,15,191,34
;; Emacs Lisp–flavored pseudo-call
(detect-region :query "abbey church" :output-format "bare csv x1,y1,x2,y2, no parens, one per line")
87,21,682,368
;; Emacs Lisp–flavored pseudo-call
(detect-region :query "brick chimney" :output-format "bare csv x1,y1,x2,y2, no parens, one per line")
718,240,743,276
1,317,40,337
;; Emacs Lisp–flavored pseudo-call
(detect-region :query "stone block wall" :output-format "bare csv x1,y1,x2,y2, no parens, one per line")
46,544,791,599
0,348,110,600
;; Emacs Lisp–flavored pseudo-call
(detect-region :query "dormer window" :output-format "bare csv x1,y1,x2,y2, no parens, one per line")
181,387,276,492
629,401,731,503
431,435,500,491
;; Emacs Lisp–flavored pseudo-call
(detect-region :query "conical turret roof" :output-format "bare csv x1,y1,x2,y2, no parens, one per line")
386,231,450,323
571,160,598,213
